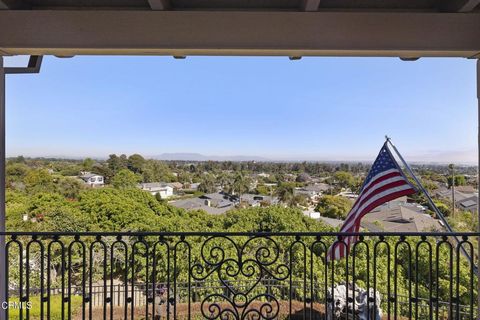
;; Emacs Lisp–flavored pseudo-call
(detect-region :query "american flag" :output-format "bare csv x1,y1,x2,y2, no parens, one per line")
327,143,416,261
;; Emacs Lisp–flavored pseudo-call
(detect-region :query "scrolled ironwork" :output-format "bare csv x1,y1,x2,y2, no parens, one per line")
191,235,289,319
0,231,477,319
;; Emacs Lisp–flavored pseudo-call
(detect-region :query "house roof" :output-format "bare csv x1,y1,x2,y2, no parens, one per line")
79,173,103,182
362,204,441,232
434,188,474,202
457,195,478,210
455,185,477,193
170,197,232,215
139,182,171,189
240,194,278,205
304,183,330,192
317,216,344,228
201,192,232,201
167,182,183,189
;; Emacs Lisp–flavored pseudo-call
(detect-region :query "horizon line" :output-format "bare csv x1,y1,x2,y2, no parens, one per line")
5,153,478,166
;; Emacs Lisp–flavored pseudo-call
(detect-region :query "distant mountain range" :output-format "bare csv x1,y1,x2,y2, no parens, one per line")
151,153,270,162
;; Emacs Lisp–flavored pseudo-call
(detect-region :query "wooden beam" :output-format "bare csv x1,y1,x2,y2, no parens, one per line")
439,0,480,12
0,11,479,58
457,0,480,12
4,55,42,74
301,0,321,11
147,0,170,10
0,0,29,9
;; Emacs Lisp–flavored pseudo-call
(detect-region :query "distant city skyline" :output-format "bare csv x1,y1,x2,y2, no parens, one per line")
4,56,477,164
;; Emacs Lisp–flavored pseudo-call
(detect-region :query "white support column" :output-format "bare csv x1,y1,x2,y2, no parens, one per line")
0,56,6,320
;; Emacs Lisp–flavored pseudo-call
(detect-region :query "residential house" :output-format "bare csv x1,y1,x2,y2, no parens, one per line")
294,183,330,201
381,197,427,212
167,182,184,193
184,182,200,191
337,190,358,200
434,187,475,202
170,192,279,214
240,194,278,207
361,202,441,232
170,192,236,215
139,182,174,199
200,192,237,208
79,172,104,187
456,195,478,213
434,186,478,213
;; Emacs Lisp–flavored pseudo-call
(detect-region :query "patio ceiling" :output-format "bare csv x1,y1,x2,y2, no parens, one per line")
0,0,480,58
1,0,479,12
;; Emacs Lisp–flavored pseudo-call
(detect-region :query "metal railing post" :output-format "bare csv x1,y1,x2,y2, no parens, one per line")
0,56,7,320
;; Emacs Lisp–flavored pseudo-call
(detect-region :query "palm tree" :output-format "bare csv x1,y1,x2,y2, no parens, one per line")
218,173,233,193
233,172,251,203
198,174,216,193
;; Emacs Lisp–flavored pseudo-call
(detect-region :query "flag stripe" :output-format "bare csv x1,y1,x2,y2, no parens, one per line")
329,187,415,260
327,144,416,261
344,172,403,219
361,170,401,195
340,180,413,231
329,190,415,259
341,174,406,227
360,169,399,193
338,186,415,241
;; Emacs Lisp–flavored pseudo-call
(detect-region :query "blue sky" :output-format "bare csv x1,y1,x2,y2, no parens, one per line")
4,56,478,163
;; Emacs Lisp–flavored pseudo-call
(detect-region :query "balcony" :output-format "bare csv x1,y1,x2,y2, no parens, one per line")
2,231,477,319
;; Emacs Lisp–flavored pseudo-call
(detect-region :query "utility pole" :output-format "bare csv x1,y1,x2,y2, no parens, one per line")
449,163,455,218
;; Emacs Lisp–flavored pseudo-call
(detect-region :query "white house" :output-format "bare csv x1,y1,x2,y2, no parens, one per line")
79,172,104,187
139,182,174,199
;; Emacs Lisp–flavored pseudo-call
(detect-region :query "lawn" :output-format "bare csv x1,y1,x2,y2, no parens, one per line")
7,294,83,320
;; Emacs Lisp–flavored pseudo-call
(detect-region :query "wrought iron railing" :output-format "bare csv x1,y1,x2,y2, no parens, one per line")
1,231,478,319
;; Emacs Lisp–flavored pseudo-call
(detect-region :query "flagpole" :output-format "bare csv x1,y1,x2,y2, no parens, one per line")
385,136,477,272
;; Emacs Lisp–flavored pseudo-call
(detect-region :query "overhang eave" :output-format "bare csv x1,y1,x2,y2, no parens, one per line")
0,11,479,58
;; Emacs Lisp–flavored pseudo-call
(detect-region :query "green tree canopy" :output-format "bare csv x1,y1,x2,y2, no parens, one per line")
127,154,146,174
6,162,30,184
315,195,353,219
24,169,54,194
447,175,466,187
82,158,95,171
330,171,361,191
107,154,128,175
111,169,142,189
433,200,451,217
233,172,251,197
198,174,217,193
56,176,84,199
275,182,295,204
